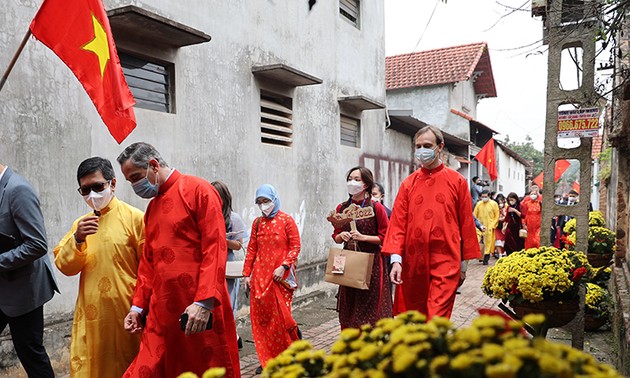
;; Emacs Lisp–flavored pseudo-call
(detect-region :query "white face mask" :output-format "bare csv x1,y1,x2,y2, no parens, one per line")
372,196,382,203
482,197,490,203
347,180,364,196
530,194,538,200
568,197,577,204
83,187,113,211
258,202,275,216
499,203,505,208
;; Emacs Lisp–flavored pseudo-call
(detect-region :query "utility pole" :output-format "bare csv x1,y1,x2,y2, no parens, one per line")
537,0,601,349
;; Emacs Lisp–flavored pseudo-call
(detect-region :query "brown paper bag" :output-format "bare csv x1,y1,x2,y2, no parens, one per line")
324,247,374,290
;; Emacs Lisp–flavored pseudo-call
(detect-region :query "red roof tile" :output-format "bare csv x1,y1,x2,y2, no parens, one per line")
386,42,497,98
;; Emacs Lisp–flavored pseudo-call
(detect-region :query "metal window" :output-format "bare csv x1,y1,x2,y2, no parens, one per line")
340,115,360,147
339,0,360,28
120,53,173,113
260,93,293,147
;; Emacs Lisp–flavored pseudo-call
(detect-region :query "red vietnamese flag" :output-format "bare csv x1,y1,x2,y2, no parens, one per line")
474,139,498,181
532,171,544,188
554,159,571,181
572,180,580,193
531,160,570,189
30,0,136,143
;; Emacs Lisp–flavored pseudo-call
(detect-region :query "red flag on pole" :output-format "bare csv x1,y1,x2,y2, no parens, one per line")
572,181,580,193
30,0,136,143
554,159,571,181
474,139,498,181
532,171,544,188
531,160,571,189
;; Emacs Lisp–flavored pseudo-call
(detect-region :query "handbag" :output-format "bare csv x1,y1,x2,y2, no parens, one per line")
280,264,298,290
225,261,245,279
324,246,374,290
519,229,528,238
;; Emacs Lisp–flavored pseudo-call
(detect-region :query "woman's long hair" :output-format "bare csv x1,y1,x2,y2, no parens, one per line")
211,180,233,229
507,192,521,222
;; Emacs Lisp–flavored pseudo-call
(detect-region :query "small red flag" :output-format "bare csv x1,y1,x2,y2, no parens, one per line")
475,139,498,181
554,159,571,181
572,181,580,193
30,0,136,143
531,160,571,189
532,171,544,188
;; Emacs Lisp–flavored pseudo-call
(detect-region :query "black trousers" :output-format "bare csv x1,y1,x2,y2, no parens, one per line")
0,306,54,378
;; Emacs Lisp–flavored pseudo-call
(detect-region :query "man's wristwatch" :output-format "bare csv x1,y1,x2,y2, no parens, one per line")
282,264,289,270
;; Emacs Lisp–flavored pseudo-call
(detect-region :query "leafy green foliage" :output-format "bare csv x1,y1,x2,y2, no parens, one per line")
502,135,543,177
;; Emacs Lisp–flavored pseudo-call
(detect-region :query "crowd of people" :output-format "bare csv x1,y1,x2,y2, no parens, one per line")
2,125,587,377
470,178,585,263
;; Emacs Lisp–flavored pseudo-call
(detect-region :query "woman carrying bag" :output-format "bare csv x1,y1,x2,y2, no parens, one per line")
330,166,392,329
243,184,301,374
503,192,525,255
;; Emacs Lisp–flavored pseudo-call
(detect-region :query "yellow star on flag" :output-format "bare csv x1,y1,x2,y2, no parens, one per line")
81,14,110,78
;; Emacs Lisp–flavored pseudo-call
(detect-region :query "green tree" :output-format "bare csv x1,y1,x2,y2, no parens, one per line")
503,135,544,177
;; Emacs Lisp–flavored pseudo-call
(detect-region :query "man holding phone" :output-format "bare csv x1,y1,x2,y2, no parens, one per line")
54,157,145,377
118,143,240,378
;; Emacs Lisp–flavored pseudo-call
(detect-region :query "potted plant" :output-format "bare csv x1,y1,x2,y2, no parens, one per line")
482,246,591,328
584,283,610,331
563,212,615,268
193,311,622,378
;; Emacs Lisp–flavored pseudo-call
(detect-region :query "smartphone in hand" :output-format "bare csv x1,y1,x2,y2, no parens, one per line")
179,312,213,332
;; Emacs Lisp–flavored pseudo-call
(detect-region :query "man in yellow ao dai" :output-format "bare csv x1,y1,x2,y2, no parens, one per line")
54,157,144,377
473,190,499,265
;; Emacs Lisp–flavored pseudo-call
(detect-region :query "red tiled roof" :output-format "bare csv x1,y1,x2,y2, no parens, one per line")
386,42,497,98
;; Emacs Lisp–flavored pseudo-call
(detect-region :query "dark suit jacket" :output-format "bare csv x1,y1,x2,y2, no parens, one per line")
0,168,58,317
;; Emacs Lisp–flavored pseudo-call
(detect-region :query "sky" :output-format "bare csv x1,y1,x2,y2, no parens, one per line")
384,0,550,150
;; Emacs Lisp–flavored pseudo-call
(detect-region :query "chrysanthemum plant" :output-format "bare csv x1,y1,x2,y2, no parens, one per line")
482,246,592,304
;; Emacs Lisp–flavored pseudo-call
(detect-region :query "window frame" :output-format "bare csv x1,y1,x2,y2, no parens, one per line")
340,114,361,148
259,90,293,147
339,0,361,29
119,51,175,114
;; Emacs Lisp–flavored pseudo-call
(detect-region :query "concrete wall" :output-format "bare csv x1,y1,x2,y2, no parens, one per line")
496,147,527,196
450,80,477,120
0,0,410,370
386,80,479,142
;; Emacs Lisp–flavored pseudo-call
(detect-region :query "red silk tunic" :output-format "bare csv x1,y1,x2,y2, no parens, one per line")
381,164,481,319
123,171,241,378
520,196,542,249
243,212,301,367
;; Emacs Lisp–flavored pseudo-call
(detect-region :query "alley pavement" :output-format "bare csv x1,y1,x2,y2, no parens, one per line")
18,256,615,378
237,256,617,377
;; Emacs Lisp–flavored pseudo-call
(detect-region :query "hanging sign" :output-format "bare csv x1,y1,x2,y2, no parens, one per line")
557,108,600,138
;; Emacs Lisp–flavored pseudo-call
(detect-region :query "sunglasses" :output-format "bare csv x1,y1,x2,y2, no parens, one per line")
78,181,111,196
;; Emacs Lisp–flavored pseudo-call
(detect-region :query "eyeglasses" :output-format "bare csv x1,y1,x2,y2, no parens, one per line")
77,181,111,196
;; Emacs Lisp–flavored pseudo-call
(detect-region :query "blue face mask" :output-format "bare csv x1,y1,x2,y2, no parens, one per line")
415,147,436,165
131,167,159,199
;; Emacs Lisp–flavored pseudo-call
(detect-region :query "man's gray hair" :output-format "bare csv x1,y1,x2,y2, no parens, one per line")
117,142,168,168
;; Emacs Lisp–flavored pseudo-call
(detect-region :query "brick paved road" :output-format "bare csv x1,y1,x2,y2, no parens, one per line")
238,258,502,377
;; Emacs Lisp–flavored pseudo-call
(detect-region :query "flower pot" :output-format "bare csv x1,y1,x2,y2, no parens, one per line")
584,313,608,331
510,299,579,328
587,253,613,268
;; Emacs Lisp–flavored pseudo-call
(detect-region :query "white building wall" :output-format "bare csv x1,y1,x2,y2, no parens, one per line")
496,147,527,196
450,80,477,119
0,0,409,318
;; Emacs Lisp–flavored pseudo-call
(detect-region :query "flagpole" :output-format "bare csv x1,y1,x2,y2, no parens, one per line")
0,29,32,93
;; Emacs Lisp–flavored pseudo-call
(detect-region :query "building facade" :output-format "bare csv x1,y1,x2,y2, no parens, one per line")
0,0,414,370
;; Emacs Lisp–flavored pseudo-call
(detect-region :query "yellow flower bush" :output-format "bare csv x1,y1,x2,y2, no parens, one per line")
481,246,591,304
247,311,620,377
563,211,605,234
563,211,615,255
585,282,611,321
